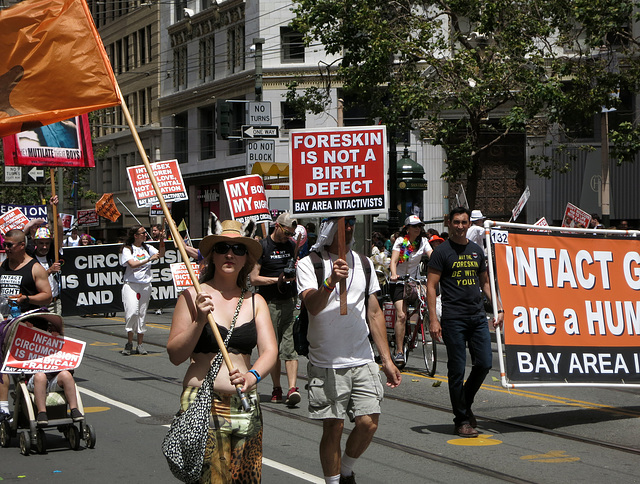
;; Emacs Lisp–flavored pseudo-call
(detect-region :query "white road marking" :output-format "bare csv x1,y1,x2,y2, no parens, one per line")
78,387,324,482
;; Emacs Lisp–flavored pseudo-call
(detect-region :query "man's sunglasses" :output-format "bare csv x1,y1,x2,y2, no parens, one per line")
345,218,356,227
213,242,248,256
2,241,21,249
278,224,295,237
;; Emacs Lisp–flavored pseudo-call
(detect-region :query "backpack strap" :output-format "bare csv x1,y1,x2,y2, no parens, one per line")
308,250,324,289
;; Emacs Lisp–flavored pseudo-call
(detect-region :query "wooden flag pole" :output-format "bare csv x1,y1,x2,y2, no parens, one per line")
116,91,251,410
338,217,347,315
50,168,59,262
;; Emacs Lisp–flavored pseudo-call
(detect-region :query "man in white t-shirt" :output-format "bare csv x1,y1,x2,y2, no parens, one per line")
297,217,401,484
466,209,486,252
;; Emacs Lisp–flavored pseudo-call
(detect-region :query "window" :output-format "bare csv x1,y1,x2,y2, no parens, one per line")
115,40,123,74
199,106,215,159
139,89,147,125
199,36,214,81
139,27,147,65
281,102,305,131
227,25,245,73
281,27,305,63
173,46,187,89
174,112,189,164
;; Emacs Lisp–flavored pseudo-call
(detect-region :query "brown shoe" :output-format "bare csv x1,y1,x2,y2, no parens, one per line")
455,422,479,438
468,411,477,428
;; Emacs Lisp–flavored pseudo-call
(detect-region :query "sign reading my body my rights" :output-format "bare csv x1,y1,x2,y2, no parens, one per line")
2,324,85,374
126,159,188,208
223,174,272,223
289,126,388,217
493,231,640,383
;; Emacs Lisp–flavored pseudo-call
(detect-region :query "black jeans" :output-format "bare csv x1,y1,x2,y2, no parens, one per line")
441,315,492,425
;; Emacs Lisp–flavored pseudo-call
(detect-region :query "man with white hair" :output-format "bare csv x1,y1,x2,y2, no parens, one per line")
297,217,401,484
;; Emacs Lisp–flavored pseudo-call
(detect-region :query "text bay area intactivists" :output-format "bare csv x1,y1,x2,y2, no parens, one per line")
493,230,640,383
58,240,197,316
290,127,387,216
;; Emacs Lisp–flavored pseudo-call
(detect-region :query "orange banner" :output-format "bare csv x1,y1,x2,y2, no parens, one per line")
493,231,640,382
95,193,121,222
0,0,120,138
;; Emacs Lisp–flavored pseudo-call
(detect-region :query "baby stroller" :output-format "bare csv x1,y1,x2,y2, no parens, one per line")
0,309,96,455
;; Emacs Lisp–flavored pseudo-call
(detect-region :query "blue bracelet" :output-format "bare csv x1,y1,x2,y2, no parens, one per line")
248,369,261,383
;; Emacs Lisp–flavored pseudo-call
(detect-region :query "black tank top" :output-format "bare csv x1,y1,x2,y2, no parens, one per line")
0,258,40,312
192,294,257,355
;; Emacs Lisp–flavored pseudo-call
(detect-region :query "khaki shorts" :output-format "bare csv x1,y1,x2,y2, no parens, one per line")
268,298,298,360
307,361,384,421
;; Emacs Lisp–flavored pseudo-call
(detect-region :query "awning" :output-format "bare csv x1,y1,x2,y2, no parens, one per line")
251,162,289,177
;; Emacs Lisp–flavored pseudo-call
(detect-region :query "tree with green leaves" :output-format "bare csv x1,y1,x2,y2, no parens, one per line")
289,0,640,207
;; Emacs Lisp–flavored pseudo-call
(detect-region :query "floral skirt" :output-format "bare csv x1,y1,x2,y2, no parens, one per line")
180,387,262,484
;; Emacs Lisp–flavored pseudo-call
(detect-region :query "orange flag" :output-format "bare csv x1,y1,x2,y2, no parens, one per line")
95,193,121,222
0,0,120,138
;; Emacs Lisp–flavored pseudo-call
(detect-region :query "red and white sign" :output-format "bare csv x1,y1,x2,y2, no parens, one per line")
0,207,29,235
170,262,201,293
289,126,388,217
60,213,74,231
223,174,272,223
150,202,171,217
77,209,99,227
1,324,86,374
511,186,530,221
2,114,95,168
561,202,591,229
127,159,188,208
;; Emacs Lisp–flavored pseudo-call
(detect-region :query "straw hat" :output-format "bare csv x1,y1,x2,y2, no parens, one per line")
199,220,262,260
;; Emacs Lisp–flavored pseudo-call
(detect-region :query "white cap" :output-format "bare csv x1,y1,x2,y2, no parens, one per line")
404,215,424,226
470,210,485,221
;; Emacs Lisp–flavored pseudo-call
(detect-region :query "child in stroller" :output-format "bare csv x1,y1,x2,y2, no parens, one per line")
0,309,95,454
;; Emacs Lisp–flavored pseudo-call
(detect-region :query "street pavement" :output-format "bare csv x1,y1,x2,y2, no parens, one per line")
1,309,638,483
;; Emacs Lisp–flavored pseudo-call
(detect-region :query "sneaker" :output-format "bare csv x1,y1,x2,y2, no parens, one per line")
270,387,283,403
455,422,479,438
340,472,356,484
36,412,48,426
136,344,148,355
394,352,406,368
285,387,301,407
70,408,84,422
122,342,133,356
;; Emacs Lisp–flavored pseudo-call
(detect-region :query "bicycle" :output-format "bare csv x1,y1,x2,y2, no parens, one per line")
380,276,437,376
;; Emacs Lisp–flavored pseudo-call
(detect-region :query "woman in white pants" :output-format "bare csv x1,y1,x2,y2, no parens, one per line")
119,225,165,355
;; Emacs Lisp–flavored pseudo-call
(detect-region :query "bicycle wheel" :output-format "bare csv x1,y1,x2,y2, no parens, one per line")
420,320,437,376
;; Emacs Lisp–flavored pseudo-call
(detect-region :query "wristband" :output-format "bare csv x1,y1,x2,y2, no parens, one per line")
248,369,261,383
497,309,504,314
322,279,335,292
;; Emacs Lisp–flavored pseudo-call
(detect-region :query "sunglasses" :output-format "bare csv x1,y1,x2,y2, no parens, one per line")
278,224,295,237
213,242,248,256
345,218,356,227
2,241,21,249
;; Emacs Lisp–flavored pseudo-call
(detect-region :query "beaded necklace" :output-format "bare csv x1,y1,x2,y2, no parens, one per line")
398,237,418,264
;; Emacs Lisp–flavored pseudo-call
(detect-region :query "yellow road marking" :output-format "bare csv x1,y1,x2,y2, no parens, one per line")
448,434,502,446
83,406,110,414
147,323,171,330
520,450,580,463
90,342,118,346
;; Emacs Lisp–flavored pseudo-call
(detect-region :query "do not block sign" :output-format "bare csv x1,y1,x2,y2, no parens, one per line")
223,174,272,223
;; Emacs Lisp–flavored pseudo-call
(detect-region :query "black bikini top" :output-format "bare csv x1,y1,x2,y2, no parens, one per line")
192,294,257,355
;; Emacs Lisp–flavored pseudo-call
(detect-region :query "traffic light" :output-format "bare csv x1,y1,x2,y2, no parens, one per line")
217,100,231,139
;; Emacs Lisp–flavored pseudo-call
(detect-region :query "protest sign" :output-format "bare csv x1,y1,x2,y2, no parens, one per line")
289,126,388,217
511,186,530,221
170,262,201,294
59,240,200,316
223,174,272,223
0,204,47,222
2,324,85,374
0,207,29,234
77,209,99,227
150,202,171,217
561,202,591,229
3,114,95,168
126,159,188,208
492,230,640,383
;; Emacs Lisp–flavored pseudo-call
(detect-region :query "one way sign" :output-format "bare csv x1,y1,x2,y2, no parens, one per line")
242,125,279,138
28,167,45,182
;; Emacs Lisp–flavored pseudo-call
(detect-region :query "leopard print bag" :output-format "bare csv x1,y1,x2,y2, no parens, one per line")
162,291,245,483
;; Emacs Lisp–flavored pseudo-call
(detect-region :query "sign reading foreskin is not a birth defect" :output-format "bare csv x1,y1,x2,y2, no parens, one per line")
289,126,388,218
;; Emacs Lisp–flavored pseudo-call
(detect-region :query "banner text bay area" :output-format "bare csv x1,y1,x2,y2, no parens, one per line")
493,231,640,383
290,127,387,216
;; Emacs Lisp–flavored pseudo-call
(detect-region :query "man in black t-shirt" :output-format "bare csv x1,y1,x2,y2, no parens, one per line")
426,207,503,438
249,212,301,407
